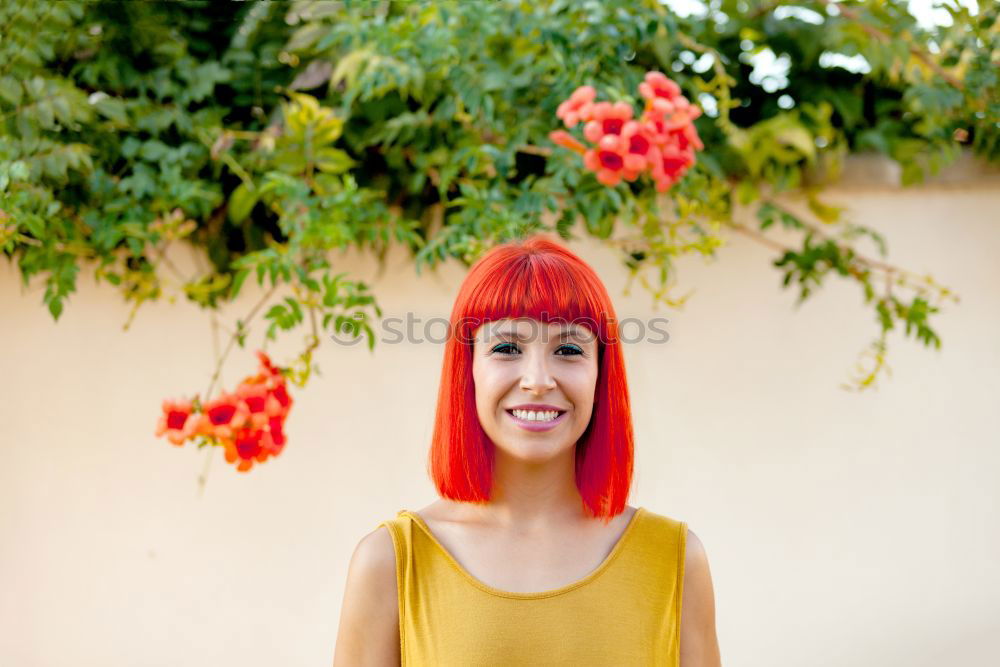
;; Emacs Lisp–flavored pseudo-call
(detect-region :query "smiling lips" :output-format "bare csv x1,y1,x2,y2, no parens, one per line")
505,407,569,432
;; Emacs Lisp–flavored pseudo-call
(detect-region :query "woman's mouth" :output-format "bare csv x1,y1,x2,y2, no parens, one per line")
505,408,568,432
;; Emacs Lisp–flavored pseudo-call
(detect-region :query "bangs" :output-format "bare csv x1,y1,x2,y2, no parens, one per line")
455,248,616,344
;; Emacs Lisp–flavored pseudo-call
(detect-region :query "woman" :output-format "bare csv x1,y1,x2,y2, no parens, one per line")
333,235,721,666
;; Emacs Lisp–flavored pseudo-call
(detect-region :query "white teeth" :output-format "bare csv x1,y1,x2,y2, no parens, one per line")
511,409,561,422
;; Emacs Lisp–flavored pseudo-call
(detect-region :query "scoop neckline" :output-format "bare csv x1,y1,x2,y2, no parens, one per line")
398,506,646,600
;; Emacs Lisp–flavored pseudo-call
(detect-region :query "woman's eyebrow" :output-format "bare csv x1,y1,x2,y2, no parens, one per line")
556,329,591,341
492,329,528,341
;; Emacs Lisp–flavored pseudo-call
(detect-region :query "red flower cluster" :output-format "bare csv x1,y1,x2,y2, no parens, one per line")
155,350,293,472
549,71,703,192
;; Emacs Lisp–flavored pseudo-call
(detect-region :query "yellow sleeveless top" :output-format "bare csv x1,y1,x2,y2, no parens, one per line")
377,506,687,666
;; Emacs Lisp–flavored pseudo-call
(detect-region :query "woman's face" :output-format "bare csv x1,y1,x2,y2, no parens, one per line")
472,317,600,461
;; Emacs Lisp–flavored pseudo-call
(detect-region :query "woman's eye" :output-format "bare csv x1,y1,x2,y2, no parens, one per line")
490,343,583,356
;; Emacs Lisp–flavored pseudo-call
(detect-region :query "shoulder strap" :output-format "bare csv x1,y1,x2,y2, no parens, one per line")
376,511,411,560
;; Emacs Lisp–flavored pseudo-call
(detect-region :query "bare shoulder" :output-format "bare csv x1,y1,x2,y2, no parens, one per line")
354,524,398,574
332,525,400,667
679,526,722,667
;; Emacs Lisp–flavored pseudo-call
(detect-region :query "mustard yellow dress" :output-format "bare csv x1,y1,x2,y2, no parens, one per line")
377,506,687,665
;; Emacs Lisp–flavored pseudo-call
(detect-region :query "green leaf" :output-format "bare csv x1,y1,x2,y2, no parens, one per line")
228,182,258,223
0,76,23,105
92,96,129,125
737,180,759,206
229,268,250,299
139,140,170,162
314,147,356,174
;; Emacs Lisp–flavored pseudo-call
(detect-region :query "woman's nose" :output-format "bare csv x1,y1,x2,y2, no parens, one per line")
519,352,556,394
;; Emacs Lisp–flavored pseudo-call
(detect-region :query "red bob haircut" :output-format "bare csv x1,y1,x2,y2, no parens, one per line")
428,234,634,522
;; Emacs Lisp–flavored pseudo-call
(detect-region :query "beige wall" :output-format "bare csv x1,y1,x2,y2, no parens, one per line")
2,159,999,666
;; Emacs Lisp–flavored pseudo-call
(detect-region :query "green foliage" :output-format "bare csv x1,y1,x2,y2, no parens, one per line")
1,0,991,390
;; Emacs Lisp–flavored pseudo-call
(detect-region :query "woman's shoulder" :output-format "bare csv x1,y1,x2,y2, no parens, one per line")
346,513,406,610
333,524,399,665
634,508,718,660
677,522,721,665
356,522,397,565
347,523,397,600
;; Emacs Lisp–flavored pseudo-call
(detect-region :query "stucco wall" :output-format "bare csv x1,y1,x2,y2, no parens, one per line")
2,158,998,666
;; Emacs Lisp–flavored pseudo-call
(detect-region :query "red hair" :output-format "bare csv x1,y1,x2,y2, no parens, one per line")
428,234,635,522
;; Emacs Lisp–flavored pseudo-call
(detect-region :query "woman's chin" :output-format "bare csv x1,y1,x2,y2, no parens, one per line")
493,436,576,463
